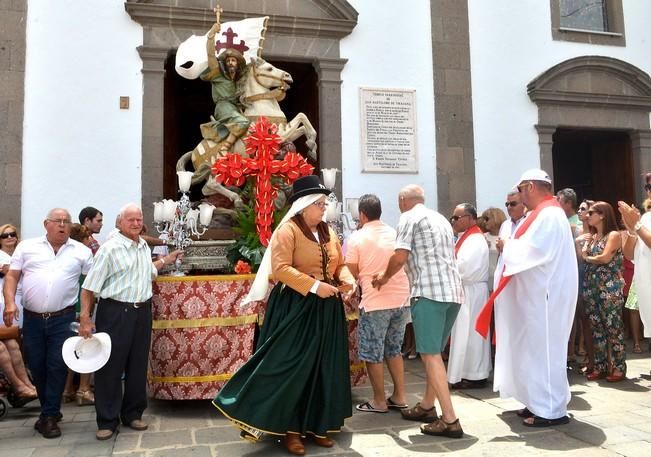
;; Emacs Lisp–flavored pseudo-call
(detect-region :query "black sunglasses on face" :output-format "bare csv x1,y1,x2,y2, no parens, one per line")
450,214,470,223
587,210,600,216
0,232,17,239
645,183,651,191
505,201,519,208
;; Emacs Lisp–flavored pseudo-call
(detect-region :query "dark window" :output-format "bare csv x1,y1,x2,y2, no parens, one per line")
560,0,608,31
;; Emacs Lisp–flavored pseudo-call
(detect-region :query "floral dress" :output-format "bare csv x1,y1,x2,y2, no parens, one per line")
582,236,626,373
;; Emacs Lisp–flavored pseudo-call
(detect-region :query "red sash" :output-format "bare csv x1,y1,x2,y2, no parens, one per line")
454,225,483,257
474,196,560,338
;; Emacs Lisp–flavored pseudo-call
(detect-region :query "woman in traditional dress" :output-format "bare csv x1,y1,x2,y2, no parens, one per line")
581,201,626,382
213,175,355,456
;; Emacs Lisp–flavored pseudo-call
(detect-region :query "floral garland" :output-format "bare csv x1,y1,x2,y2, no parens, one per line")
211,117,314,246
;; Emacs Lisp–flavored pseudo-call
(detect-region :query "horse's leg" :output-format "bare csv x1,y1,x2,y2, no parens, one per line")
280,114,318,160
201,176,244,208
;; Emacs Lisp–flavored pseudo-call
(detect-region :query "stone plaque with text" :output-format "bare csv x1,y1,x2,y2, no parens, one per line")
360,87,418,173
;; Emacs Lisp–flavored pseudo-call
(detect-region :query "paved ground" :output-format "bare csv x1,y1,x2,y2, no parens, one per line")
2,347,651,456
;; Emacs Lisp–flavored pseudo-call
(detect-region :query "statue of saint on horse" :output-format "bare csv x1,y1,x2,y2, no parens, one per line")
175,8,317,206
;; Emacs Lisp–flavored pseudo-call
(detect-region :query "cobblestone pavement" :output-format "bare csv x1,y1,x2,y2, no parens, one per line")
2,349,651,456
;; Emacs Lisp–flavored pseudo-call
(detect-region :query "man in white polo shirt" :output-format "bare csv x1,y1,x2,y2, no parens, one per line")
346,194,410,414
3,208,93,439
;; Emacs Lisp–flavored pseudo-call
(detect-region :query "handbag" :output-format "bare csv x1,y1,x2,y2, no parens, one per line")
0,325,20,340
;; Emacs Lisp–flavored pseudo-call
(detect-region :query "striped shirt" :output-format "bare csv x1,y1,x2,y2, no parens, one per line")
395,203,464,304
82,232,157,302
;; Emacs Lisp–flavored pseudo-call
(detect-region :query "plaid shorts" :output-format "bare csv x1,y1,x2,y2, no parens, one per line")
358,307,409,363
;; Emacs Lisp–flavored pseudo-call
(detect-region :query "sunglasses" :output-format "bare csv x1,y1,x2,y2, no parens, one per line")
450,214,470,223
0,231,17,239
645,184,651,191
577,207,587,212
587,210,600,216
505,201,519,208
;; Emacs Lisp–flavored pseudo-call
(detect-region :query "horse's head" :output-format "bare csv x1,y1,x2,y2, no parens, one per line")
249,57,293,91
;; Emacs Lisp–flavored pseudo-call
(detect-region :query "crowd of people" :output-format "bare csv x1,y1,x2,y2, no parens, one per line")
1,170,650,454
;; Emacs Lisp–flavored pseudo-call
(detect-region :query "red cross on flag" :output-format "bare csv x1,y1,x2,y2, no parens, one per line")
176,16,268,80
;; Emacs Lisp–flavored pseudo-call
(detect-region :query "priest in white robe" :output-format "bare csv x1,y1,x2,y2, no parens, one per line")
490,170,577,426
619,180,651,340
448,204,491,387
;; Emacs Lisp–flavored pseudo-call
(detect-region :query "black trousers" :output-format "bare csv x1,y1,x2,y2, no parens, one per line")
94,298,152,430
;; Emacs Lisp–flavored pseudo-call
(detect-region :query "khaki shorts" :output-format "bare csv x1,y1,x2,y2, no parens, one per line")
410,297,460,354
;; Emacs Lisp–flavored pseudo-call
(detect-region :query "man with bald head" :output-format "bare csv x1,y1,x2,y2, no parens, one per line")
80,204,182,440
373,185,465,438
3,208,94,438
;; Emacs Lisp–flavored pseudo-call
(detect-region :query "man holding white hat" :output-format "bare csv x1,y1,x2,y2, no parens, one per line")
79,204,182,440
475,169,578,427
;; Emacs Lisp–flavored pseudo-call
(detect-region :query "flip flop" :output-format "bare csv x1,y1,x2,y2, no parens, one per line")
355,401,388,413
523,415,570,427
386,397,408,410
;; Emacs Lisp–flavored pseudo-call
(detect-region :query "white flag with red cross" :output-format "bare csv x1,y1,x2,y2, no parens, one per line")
175,16,268,80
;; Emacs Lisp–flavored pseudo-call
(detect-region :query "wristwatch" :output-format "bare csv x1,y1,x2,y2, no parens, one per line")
634,221,643,232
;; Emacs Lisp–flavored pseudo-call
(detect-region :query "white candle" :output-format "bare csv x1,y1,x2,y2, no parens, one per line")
198,202,215,226
162,199,178,221
321,168,338,190
347,198,359,219
153,202,164,222
177,171,193,192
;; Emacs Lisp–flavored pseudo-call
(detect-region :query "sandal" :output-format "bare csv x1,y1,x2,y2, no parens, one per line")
516,407,534,418
523,415,570,427
420,418,464,438
62,390,76,403
387,397,408,409
76,389,95,406
356,401,388,413
400,402,438,423
633,344,642,354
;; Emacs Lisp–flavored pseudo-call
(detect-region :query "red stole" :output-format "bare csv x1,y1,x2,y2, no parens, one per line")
474,196,560,338
454,225,483,256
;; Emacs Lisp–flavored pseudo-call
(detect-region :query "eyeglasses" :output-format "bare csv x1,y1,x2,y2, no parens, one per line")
0,231,17,239
450,214,470,223
505,201,519,208
46,218,72,226
312,201,327,209
577,207,587,212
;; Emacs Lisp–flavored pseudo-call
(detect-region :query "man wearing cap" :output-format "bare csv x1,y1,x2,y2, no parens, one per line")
79,203,182,440
3,208,94,439
373,184,465,438
479,169,578,427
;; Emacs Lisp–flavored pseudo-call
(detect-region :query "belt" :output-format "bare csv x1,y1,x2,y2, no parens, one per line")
23,305,75,320
103,298,151,309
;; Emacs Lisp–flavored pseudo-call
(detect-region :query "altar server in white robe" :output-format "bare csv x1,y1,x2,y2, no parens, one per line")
484,169,577,427
619,175,651,341
447,204,491,387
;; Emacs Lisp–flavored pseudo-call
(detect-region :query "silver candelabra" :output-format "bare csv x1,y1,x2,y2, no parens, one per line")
321,168,359,242
153,171,215,276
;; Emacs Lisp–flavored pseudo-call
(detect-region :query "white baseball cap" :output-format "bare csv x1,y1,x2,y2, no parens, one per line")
62,333,112,374
514,169,552,189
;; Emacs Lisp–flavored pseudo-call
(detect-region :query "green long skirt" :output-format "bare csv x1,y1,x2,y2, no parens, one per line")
213,283,352,439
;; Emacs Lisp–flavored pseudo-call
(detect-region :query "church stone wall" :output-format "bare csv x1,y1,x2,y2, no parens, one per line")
0,0,26,228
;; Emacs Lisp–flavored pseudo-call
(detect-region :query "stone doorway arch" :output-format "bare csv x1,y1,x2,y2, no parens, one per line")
125,0,358,221
527,55,651,203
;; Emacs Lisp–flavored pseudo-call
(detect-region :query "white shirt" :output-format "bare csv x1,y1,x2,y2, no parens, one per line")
1,250,23,327
9,236,93,313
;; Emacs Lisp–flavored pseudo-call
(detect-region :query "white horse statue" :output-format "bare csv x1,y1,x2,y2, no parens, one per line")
176,58,317,205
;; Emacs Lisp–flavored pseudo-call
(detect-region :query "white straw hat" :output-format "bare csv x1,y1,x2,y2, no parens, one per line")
62,333,112,374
